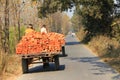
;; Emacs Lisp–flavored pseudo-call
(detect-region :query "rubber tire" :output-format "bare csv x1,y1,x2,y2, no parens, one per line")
42,57,49,69
62,46,65,56
28,58,33,65
54,55,60,70
22,58,28,73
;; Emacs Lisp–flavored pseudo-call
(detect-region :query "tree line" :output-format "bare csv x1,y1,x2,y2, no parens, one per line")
0,0,71,54
36,0,120,43
1,0,120,54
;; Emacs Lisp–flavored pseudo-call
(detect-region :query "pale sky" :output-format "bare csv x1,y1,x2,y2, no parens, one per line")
64,7,75,18
65,0,118,18
114,0,117,4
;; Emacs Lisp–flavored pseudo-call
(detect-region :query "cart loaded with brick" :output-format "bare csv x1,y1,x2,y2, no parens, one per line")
16,31,65,73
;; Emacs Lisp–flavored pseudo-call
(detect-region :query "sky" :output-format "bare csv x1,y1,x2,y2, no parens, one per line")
114,0,118,4
65,10,74,18
65,0,118,18
64,7,75,18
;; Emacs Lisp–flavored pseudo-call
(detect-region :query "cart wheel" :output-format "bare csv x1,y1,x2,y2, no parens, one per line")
28,58,33,65
42,57,49,69
62,46,66,56
22,58,28,73
54,55,60,70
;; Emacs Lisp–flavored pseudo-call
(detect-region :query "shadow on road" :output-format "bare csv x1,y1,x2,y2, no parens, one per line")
28,64,65,73
112,74,120,80
67,56,120,79
80,57,116,74
65,42,80,45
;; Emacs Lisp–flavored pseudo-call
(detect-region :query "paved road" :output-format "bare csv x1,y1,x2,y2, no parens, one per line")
18,34,120,80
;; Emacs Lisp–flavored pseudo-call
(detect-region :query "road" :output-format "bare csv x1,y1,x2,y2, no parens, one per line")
17,34,120,80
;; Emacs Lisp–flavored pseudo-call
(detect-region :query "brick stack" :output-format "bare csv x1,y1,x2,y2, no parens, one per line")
16,31,65,55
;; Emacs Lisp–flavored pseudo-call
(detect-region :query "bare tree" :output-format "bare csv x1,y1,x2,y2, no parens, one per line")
3,0,10,54
0,17,2,51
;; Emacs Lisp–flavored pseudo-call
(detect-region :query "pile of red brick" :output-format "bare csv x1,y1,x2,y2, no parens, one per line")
16,31,65,55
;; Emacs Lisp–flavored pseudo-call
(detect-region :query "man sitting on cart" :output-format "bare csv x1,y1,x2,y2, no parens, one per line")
40,24,47,34
25,24,34,34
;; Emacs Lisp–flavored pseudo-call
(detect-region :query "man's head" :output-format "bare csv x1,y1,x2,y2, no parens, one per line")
28,24,33,29
42,24,46,28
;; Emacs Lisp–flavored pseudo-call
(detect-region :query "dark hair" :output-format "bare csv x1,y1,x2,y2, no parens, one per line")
29,24,33,27
28,24,33,29
42,24,46,28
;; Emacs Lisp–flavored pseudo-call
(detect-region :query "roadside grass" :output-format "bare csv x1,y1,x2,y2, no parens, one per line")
9,26,26,54
0,26,26,80
76,27,87,41
0,54,22,80
77,32,120,73
88,35,120,72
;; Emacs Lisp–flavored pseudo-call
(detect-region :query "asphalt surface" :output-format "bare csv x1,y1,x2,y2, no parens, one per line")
17,34,120,80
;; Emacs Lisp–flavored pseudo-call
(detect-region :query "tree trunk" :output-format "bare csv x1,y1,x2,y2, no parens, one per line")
18,10,21,40
0,17,2,51
4,0,10,54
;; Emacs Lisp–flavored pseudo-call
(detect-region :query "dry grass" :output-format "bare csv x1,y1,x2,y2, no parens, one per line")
88,35,120,72
0,53,22,80
76,27,87,41
88,35,108,55
88,35,120,57
77,30,120,73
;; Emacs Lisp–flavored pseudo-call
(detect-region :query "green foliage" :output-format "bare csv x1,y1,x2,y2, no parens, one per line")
70,0,114,43
111,18,120,42
77,0,114,35
20,26,26,37
36,0,118,42
112,25,120,41
37,0,114,35
9,26,25,54
9,27,16,54
71,12,82,32
37,0,74,18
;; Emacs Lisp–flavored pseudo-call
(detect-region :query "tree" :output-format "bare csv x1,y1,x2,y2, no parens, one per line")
3,0,10,53
61,14,70,34
0,17,3,51
71,11,82,32
36,0,114,35
37,0,74,18
78,0,114,35
51,12,62,33
38,11,70,34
